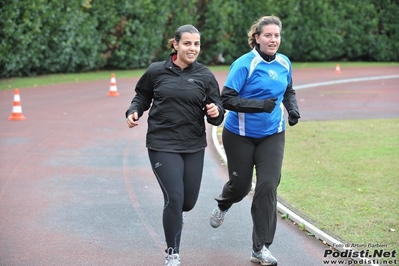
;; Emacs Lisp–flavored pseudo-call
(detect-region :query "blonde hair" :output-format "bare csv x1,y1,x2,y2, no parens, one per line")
247,16,282,48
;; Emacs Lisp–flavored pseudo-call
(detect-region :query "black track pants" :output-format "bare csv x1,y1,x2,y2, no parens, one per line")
215,128,285,251
148,149,204,254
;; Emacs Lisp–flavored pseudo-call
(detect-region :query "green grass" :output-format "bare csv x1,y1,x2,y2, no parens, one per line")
280,119,399,253
0,69,146,91
216,117,399,256
1,62,398,91
291,61,399,68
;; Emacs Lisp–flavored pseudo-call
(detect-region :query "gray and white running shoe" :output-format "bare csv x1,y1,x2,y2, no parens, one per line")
165,253,180,266
250,245,278,265
209,206,228,228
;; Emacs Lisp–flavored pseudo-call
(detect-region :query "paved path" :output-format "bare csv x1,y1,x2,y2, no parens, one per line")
0,66,398,266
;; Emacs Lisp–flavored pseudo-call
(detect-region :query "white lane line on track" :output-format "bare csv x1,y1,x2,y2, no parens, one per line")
294,74,399,90
123,131,166,254
212,74,399,266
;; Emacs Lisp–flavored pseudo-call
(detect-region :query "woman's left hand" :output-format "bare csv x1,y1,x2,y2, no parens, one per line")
206,103,219,118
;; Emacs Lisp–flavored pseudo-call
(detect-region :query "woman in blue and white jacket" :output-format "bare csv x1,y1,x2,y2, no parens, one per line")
210,16,300,266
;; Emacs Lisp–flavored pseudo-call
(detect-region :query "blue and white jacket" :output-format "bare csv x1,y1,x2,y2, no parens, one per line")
222,47,299,138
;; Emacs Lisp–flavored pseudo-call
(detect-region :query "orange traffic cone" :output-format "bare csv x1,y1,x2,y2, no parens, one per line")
107,73,119,96
8,89,26,121
335,64,341,74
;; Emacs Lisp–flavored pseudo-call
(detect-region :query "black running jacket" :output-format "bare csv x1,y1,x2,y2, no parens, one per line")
126,54,225,153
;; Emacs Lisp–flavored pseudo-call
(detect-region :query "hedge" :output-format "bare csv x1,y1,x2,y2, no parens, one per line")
1,0,398,78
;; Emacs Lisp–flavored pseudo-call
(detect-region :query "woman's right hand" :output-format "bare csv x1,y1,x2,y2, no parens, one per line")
126,112,139,128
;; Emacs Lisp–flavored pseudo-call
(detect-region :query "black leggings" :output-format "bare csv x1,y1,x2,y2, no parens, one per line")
216,128,285,252
148,149,205,254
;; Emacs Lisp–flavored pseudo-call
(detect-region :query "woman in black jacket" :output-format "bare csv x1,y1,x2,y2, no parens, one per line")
126,24,224,266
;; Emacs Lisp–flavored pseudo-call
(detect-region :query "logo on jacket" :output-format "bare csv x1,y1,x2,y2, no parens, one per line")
268,69,278,80
188,78,194,83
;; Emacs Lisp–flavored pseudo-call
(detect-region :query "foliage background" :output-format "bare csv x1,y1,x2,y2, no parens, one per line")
1,0,398,78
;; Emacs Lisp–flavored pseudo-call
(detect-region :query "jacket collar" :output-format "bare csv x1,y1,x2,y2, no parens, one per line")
165,52,195,71
255,45,276,62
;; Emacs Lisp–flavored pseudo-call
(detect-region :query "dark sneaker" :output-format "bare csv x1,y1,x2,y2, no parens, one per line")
210,206,228,228
250,245,278,265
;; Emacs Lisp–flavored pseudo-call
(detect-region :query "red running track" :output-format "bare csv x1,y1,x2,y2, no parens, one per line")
0,66,398,266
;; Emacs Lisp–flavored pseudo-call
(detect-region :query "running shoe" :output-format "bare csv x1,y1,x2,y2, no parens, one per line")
165,253,180,266
250,245,278,265
210,206,228,228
